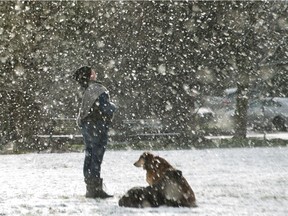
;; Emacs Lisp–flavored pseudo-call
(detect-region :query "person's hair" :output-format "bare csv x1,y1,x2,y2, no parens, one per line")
72,66,92,88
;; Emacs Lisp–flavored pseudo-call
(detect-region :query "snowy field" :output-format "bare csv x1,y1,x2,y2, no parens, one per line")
0,147,287,216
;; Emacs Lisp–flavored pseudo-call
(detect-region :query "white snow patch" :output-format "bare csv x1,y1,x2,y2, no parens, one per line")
0,148,287,215
158,64,166,75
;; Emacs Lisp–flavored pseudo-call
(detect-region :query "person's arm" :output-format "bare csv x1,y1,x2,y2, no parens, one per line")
98,92,117,116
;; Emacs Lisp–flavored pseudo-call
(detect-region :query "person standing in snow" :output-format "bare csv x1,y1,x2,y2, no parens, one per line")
72,66,116,198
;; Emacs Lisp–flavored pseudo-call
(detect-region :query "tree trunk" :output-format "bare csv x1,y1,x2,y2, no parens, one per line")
233,83,249,139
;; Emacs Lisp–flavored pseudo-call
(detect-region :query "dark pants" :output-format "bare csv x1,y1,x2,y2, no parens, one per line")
81,121,109,181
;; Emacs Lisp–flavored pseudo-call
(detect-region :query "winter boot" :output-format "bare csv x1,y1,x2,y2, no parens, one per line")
85,178,113,199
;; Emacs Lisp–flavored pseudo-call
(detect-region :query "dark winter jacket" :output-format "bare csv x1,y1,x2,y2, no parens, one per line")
77,81,116,127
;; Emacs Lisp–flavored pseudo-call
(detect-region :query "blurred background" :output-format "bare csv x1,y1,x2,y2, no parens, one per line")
0,1,287,151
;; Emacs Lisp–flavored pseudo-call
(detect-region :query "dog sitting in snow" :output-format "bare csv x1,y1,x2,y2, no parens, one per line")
134,151,175,185
119,152,197,208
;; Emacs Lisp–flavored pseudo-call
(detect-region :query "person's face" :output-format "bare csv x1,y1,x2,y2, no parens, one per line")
90,69,97,81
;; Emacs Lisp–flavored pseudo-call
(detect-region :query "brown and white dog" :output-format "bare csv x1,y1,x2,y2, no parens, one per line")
133,152,175,185
119,152,197,208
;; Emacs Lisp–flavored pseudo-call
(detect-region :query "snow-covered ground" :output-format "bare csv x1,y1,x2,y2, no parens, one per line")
0,147,287,216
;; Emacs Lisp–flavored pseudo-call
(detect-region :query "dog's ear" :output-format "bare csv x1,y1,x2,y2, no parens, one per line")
143,152,154,161
142,152,153,158
175,170,182,176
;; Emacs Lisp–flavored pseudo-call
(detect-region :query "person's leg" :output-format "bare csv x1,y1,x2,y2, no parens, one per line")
81,122,95,180
81,121,112,198
90,140,105,178
83,148,92,179
90,121,109,177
